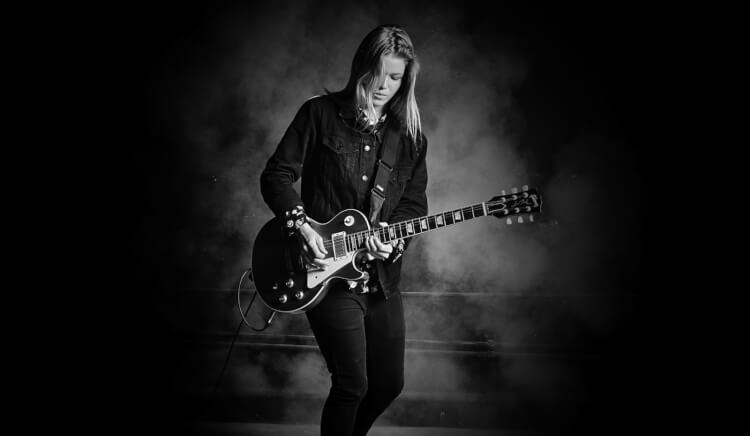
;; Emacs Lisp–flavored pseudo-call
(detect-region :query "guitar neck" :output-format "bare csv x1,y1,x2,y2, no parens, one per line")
330,188,540,255
345,202,489,251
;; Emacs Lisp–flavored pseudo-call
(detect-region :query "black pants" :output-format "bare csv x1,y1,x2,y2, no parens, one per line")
306,284,405,436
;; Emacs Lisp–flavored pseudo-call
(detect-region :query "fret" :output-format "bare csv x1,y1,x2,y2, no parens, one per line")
445,212,454,225
381,227,390,243
428,216,437,230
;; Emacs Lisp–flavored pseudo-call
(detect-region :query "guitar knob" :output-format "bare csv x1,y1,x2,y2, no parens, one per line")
295,291,305,300
285,278,294,288
278,294,288,304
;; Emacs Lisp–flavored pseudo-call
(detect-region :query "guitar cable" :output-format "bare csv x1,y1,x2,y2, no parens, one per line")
213,267,276,394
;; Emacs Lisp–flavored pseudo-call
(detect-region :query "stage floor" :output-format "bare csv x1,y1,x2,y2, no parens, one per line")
186,422,544,436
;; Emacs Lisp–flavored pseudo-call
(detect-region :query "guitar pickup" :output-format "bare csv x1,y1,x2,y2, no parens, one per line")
331,231,346,260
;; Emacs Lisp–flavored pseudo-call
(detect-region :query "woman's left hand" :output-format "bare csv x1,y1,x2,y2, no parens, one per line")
365,222,396,261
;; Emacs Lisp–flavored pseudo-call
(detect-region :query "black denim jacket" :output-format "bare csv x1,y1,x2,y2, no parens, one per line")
260,92,428,297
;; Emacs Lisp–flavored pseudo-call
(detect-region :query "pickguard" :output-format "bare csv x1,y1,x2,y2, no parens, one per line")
307,251,362,288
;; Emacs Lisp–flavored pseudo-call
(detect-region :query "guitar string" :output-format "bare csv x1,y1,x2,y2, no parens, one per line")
319,203,484,251
313,197,536,252
317,199,535,250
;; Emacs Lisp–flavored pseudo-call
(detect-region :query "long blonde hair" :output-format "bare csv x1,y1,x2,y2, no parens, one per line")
339,25,423,147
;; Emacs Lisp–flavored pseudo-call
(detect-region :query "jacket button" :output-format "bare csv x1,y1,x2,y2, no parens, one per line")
364,145,371,151
362,175,368,181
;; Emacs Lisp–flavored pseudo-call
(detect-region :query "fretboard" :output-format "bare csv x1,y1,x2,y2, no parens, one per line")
342,203,487,253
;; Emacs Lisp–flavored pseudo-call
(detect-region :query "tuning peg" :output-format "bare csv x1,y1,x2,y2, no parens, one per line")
529,214,534,222
511,187,518,194
522,185,529,191
517,216,524,223
506,217,512,225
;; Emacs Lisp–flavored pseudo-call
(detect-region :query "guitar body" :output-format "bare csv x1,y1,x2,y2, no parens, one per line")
252,209,372,313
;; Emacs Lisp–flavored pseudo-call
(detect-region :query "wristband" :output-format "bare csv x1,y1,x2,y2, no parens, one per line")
283,205,308,235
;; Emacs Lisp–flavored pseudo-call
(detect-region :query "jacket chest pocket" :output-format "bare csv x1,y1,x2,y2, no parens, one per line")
321,134,359,180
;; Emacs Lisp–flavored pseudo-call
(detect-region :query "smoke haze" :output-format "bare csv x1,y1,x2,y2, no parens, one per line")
109,1,656,433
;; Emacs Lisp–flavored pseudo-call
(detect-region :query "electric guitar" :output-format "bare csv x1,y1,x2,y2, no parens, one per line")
251,186,542,314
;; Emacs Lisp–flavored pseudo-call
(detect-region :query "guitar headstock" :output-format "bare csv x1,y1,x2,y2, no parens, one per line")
487,185,543,224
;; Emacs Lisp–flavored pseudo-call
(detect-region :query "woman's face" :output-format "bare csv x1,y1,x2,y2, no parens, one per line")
372,54,406,113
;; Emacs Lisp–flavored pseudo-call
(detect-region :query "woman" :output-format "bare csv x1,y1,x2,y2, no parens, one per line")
260,25,428,436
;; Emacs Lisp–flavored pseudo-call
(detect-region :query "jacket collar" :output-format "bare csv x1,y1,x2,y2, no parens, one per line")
330,91,402,132
328,91,357,119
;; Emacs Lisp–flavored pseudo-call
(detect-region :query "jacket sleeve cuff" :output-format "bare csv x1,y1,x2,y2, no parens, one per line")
387,239,406,263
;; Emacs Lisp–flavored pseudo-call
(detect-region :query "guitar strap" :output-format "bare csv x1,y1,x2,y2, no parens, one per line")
368,119,400,225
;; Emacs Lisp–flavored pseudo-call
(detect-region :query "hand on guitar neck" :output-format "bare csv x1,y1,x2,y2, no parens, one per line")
299,221,395,269
364,222,395,261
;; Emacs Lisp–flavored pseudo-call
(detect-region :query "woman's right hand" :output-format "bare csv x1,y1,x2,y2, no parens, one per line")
299,223,330,270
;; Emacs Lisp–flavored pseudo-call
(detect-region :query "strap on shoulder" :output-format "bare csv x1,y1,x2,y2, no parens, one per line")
368,120,400,224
